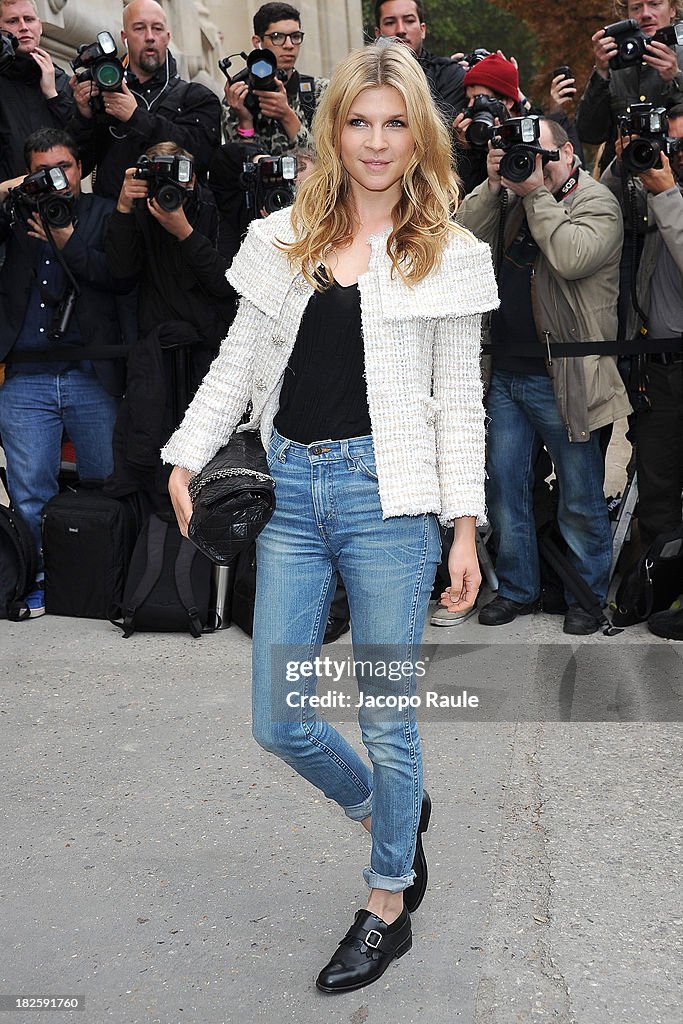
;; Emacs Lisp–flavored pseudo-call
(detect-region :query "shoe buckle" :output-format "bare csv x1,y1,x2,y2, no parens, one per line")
364,929,383,949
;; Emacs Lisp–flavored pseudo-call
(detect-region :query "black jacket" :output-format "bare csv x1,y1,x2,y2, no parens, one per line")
417,47,465,121
0,193,134,396
0,55,74,180
105,183,235,347
67,53,221,199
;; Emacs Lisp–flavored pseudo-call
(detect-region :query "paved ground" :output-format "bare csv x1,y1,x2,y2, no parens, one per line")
2,606,682,1024
3,423,683,1023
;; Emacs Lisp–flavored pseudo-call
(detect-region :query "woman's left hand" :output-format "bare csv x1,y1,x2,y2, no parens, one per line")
440,532,482,612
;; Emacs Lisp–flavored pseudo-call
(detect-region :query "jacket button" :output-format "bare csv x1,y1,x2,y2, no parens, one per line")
272,335,284,347
254,378,266,390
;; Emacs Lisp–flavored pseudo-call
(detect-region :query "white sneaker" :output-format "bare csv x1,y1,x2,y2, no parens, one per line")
430,604,477,627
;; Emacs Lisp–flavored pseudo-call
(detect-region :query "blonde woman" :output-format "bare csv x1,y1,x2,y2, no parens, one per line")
163,42,497,993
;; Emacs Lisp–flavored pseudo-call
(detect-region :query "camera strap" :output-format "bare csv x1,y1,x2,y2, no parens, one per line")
556,174,579,199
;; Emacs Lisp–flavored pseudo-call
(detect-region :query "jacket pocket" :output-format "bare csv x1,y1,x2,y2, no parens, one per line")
584,354,618,411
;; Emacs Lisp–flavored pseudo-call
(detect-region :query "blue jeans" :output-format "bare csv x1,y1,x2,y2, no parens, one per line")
0,369,119,564
486,370,612,605
251,430,441,892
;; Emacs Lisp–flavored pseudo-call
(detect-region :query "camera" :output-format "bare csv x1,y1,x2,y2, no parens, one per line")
71,31,125,91
6,167,74,228
462,47,492,67
603,18,683,71
243,49,287,117
492,116,560,183
0,30,18,73
241,155,297,216
463,94,510,147
603,19,649,69
651,22,683,47
618,102,669,172
133,154,194,211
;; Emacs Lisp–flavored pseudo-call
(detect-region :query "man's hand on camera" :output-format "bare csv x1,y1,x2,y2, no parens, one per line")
26,213,73,249
453,111,472,148
639,151,676,193
486,142,504,194
644,38,680,82
146,197,193,240
502,153,545,197
226,79,255,129
31,47,57,99
100,82,138,122
117,168,149,213
70,75,97,119
591,28,617,78
254,80,301,139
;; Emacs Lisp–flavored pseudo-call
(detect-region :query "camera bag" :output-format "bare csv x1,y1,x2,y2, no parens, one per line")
0,470,39,621
42,482,141,619
110,513,213,638
612,526,683,626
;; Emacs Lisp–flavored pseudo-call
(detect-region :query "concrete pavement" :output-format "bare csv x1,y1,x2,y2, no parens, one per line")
2,607,682,1024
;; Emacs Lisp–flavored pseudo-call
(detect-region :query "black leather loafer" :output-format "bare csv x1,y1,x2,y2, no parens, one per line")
315,908,412,993
478,595,539,626
403,790,431,913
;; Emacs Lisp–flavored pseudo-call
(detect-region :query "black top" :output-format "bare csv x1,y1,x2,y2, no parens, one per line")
490,217,547,376
274,279,371,444
0,56,74,181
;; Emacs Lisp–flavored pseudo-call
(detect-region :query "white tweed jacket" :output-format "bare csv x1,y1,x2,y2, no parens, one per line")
161,207,499,526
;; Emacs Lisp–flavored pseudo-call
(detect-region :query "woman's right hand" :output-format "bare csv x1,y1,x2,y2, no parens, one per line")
169,466,193,537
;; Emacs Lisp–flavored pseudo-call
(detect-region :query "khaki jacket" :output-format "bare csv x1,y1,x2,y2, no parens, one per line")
456,167,632,441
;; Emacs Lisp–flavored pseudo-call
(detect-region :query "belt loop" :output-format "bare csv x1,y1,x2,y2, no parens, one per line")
341,438,353,468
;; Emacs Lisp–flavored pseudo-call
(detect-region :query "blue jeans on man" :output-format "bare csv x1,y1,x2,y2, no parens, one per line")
485,370,612,608
0,368,119,565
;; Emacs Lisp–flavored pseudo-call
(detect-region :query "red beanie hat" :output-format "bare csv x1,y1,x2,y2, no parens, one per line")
463,54,519,103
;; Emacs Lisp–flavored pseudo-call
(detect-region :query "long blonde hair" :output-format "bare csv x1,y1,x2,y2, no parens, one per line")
282,42,463,288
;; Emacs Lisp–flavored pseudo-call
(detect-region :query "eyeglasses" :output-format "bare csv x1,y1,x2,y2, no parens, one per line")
262,31,305,46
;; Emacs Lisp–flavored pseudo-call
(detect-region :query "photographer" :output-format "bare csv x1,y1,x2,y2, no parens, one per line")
104,142,235,504
222,3,326,157
577,0,683,172
373,0,464,119
67,0,221,200
452,54,521,196
0,0,74,182
602,105,683,548
456,118,631,634
0,128,133,617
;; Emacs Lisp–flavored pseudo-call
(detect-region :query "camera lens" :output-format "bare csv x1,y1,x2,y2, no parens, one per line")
264,186,294,213
155,182,184,212
96,60,123,89
622,138,661,173
466,117,494,148
42,197,72,228
499,148,536,183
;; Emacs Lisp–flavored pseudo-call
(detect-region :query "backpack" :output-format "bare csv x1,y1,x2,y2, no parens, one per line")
42,483,142,619
0,493,38,621
110,513,214,638
612,526,683,626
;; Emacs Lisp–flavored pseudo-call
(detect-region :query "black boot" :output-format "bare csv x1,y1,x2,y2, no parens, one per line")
316,907,412,993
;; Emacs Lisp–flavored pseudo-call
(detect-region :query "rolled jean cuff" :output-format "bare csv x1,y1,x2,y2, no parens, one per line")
343,793,373,822
363,867,416,893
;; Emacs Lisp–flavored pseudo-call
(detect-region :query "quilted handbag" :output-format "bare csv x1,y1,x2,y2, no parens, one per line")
187,431,275,565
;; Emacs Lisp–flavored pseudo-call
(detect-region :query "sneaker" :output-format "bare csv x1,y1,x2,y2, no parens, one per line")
25,586,45,618
430,604,478,627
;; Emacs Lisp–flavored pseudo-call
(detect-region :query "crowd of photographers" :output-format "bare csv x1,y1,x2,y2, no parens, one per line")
0,0,681,631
